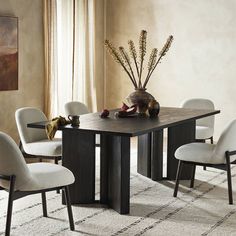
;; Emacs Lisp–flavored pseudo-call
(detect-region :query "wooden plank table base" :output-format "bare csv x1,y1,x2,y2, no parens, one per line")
28,107,220,215
151,130,164,181
137,130,164,181
137,133,151,178
62,129,95,203
167,120,196,180
100,134,130,214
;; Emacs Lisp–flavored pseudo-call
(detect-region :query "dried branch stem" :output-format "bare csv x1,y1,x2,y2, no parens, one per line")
119,47,138,88
105,40,137,88
138,30,147,88
143,35,173,88
105,32,173,90
128,40,140,84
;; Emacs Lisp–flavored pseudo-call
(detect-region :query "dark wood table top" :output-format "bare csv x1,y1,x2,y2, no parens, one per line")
28,107,220,137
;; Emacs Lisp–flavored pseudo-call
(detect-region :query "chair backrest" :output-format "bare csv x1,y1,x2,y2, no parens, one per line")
15,107,48,145
181,98,215,128
64,101,89,116
213,119,236,163
0,132,31,190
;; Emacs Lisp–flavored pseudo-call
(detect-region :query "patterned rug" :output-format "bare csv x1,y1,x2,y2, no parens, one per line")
1,147,236,236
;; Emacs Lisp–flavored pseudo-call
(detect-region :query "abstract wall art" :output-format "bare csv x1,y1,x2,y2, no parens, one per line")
0,16,18,91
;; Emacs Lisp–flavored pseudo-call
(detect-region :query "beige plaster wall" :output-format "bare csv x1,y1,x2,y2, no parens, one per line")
105,0,236,139
0,0,44,142
94,0,105,111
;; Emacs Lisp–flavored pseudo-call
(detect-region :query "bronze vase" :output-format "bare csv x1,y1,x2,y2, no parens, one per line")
127,88,155,114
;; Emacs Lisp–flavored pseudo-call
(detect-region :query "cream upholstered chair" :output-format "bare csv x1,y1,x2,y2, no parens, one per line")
65,101,100,145
15,107,62,164
173,119,236,205
65,101,89,116
181,98,215,143
0,132,75,236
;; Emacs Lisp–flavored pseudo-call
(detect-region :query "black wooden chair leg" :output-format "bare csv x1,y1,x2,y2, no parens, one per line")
190,164,196,188
5,175,16,236
41,192,48,217
173,160,183,197
226,153,233,204
64,186,75,231
54,157,60,194
203,139,207,170
210,136,213,144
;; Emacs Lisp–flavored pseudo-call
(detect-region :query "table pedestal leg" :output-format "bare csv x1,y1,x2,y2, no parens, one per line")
100,134,130,214
62,130,95,203
137,133,151,178
167,120,196,180
137,131,163,180
151,130,163,181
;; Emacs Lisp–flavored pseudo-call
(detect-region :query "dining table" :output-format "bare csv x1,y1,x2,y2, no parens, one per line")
27,107,220,214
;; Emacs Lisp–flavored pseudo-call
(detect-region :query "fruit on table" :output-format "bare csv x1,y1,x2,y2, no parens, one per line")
121,102,129,111
100,109,109,118
117,104,137,117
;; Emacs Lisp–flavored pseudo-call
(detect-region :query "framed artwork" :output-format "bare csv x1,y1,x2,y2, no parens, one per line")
0,16,18,91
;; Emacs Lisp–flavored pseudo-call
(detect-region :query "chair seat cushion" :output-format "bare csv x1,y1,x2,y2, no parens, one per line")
24,138,62,157
175,143,221,164
196,126,213,140
19,163,75,191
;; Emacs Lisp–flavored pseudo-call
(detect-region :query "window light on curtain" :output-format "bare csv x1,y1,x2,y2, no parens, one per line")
44,0,104,118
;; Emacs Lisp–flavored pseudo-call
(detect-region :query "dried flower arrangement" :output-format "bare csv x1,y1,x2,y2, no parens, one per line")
105,30,173,89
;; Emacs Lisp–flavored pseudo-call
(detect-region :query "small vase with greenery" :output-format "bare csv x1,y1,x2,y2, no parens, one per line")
105,30,173,114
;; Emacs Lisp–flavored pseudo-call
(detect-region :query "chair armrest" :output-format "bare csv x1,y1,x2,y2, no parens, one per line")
0,174,12,181
226,150,236,157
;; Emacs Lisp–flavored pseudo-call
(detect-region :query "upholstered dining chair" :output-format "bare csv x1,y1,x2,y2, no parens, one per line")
15,107,62,164
0,132,75,236
64,101,89,116
181,98,215,144
173,119,236,205
64,101,100,145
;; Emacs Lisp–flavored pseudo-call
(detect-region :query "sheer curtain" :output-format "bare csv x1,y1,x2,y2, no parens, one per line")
44,0,105,118
44,0,57,118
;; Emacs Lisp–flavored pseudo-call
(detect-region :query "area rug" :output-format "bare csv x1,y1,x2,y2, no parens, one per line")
1,147,236,235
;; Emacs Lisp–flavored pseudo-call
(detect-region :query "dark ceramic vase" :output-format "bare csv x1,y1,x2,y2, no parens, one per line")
148,99,160,118
127,89,155,114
